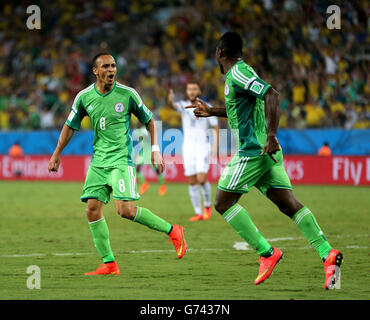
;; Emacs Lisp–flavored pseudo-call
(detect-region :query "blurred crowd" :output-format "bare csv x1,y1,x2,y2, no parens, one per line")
0,0,369,131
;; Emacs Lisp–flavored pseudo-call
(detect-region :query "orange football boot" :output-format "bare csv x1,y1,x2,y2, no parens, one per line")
189,214,203,221
139,182,150,195
158,184,167,196
203,206,212,220
85,261,120,275
254,248,283,285
168,225,187,259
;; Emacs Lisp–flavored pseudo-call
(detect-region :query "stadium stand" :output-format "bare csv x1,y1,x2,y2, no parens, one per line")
0,0,368,131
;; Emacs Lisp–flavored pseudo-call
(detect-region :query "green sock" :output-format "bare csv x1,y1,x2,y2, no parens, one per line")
292,207,332,260
134,207,172,234
137,172,145,184
158,173,165,185
223,204,273,257
88,217,115,263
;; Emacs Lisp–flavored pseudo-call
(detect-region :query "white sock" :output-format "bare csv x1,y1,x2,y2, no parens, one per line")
200,181,212,208
188,184,202,215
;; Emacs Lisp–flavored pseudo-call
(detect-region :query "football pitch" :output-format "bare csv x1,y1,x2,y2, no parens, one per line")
0,181,369,300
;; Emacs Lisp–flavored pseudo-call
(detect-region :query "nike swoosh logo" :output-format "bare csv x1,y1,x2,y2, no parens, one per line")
256,264,273,282
177,234,184,256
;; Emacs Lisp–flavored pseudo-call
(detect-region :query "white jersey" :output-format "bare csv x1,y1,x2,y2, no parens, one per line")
175,99,218,147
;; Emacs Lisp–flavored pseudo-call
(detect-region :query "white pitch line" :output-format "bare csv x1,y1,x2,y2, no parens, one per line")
345,245,369,249
233,236,303,251
0,252,91,258
53,252,91,256
1,234,368,258
233,234,370,251
1,245,368,258
1,253,46,258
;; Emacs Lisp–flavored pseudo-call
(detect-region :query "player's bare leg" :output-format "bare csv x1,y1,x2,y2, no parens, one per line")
86,198,104,222
214,188,241,215
197,172,212,220
265,188,303,218
115,200,137,220
266,188,343,289
215,189,282,285
115,200,186,259
85,199,119,275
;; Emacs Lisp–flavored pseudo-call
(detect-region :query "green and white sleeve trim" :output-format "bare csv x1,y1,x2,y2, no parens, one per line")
116,82,143,107
71,84,94,113
231,65,256,89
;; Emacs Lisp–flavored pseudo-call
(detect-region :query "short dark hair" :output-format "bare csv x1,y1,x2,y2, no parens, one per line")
217,32,243,58
186,80,201,90
92,52,111,67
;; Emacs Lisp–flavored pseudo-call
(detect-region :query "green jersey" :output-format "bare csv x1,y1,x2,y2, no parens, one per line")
66,81,153,167
224,60,271,157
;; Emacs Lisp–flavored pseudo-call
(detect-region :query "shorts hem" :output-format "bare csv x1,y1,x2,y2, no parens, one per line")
113,196,140,201
268,185,292,190
259,185,292,196
217,185,249,194
185,171,208,177
80,196,109,204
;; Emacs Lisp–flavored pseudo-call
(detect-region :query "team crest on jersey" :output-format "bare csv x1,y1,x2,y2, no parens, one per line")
114,102,125,113
224,84,229,95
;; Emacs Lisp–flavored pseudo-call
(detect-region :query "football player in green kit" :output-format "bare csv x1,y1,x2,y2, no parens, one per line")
187,32,342,289
48,53,186,275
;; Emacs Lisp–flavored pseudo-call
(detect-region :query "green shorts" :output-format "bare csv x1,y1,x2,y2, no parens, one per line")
218,149,292,196
81,165,140,204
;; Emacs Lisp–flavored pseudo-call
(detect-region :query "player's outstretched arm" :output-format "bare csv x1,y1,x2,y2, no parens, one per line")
167,89,180,110
261,87,281,162
145,118,165,173
185,98,227,118
48,124,75,172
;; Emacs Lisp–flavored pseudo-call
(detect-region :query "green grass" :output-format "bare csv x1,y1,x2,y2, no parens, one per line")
0,181,369,300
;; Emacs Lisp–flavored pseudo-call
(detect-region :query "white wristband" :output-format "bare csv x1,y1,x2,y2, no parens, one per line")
151,145,160,152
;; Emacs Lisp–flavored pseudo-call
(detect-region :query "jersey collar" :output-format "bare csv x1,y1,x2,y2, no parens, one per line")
94,81,116,97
